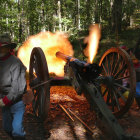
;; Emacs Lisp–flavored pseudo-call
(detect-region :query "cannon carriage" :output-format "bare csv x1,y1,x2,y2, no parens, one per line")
28,46,137,139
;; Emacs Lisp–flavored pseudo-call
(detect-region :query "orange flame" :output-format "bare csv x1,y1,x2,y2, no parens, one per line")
84,24,101,63
17,31,74,76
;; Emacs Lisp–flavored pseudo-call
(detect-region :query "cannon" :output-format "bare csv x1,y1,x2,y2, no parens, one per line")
29,47,138,139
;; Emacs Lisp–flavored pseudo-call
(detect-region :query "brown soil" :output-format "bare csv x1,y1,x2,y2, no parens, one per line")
38,86,140,140
1,86,140,140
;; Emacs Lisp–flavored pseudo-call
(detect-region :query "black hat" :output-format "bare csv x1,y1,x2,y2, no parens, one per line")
0,33,17,49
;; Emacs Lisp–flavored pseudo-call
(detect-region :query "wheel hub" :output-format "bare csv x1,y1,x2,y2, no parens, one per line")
104,76,115,88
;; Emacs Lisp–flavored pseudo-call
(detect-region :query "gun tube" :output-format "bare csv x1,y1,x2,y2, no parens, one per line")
56,51,101,83
56,51,77,62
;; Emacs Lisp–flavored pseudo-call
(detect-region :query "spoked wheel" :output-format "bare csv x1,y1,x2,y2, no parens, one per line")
29,47,50,121
99,47,136,118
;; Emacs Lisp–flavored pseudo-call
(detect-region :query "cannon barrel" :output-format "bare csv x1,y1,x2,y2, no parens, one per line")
56,51,101,82
56,51,78,62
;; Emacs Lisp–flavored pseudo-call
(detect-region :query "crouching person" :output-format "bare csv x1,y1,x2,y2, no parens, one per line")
0,33,27,140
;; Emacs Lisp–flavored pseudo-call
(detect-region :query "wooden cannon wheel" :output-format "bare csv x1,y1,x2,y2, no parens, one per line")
29,47,50,121
99,47,136,118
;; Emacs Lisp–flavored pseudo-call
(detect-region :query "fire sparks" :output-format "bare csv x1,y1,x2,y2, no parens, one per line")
17,31,74,76
84,24,101,63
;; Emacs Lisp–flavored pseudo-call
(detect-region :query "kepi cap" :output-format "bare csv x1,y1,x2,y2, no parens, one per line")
0,33,17,49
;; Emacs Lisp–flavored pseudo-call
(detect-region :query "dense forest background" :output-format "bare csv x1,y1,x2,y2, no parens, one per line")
0,0,140,60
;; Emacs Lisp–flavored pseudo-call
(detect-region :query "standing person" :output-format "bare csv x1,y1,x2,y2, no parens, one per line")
120,45,140,108
133,38,140,108
0,33,27,140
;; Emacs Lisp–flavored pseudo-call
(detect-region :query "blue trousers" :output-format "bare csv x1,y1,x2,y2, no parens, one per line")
2,100,26,137
136,82,140,97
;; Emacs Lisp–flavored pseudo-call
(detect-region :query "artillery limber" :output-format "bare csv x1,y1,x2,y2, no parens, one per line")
28,46,139,140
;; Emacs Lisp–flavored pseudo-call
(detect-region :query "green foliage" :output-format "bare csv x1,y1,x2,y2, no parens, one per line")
0,0,139,59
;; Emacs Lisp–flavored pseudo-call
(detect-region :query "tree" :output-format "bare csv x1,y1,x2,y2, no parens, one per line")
112,0,123,33
0,0,139,45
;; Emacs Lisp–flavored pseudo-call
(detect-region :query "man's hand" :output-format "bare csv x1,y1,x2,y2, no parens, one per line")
0,99,5,107
22,90,34,105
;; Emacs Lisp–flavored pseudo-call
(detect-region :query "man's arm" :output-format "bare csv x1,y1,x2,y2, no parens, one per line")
2,62,27,106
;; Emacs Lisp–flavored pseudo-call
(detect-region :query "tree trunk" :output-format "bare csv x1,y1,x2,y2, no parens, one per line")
58,0,62,31
77,0,80,30
112,0,122,33
18,0,22,43
75,0,81,29
95,0,100,23
86,0,91,28
42,0,47,31
6,4,9,31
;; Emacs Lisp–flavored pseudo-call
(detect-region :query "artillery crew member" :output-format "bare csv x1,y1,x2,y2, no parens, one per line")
0,33,26,140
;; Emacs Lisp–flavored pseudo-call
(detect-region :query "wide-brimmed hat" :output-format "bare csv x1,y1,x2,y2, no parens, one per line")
0,33,17,49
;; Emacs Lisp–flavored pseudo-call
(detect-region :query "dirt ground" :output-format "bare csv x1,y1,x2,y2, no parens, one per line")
40,86,140,140
1,86,140,140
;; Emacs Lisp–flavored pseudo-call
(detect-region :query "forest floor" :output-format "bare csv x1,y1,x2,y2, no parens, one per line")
1,86,140,140
27,86,140,140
